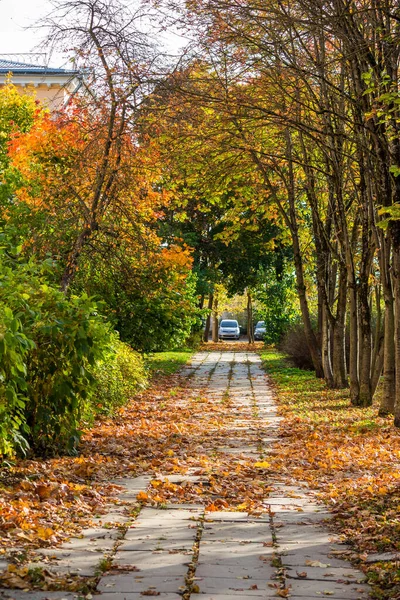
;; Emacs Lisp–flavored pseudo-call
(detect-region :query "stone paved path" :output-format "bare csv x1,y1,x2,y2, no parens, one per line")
0,350,370,599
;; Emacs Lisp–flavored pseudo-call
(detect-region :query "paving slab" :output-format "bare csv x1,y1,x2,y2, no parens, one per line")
110,564,188,577
285,565,366,582
124,527,197,541
275,528,338,546
93,510,131,525
195,562,276,579
193,577,277,596
97,574,185,593
280,547,357,569
128,520,200,531
30,548,103,576
364,551,400,562
135,508,201,521
112,476,152,490
120,539,195,551
279,541,347,553
272,511,331,525
0,594,78,600
112,555,190,575
61,535,117,551
287,579,370,598
202,523,273,544
204,512,270,523
199,541,275,561
93,595,182,600
113,549,192,562
266,497,321,507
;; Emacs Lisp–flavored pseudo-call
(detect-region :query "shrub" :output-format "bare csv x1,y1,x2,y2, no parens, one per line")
24,289,112,455
0,303,34,457
0,248,113,457
90,336,147,417
279,322,314,370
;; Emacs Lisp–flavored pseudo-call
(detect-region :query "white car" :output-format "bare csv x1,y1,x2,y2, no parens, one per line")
218,319,240,340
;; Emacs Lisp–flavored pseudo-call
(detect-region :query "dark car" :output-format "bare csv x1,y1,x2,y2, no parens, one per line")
254,321,266,340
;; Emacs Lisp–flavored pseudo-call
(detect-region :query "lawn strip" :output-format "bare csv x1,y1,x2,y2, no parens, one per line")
260,348,400,600
144,348,195,377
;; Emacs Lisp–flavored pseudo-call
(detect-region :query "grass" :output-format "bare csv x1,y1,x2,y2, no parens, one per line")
144,348,194,377
260,348,400,600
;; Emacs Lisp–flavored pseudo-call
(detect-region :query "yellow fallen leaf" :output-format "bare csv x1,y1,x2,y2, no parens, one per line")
254,461,271,469
37,527,55,541
150,480,163,488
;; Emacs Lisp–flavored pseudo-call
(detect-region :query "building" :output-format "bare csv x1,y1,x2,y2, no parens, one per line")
0,56,82,111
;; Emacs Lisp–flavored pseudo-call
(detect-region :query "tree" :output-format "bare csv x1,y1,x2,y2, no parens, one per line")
27,0,170,291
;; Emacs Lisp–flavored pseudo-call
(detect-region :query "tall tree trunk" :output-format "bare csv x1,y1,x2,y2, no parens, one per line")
321,304,334,387
348,277,360,404
378,232,395,414
203,293,213,342
371,334,384,398
357,279,373,406
285,129,324,378
212,296,219,343
392,222,400,426
247,291,254,344
332,264,348,388
380,295,395,414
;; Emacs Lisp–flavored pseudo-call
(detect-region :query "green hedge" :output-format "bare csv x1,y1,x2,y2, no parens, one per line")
0,247,147,457
90,336,147,418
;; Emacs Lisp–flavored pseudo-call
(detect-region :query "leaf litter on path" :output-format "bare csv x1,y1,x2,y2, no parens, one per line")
0,349,274,592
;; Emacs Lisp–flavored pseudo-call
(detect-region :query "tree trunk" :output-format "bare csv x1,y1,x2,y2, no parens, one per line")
392,222,400,426
380,295,395,414
284,129,324,378
371,334,384,398
348,278,360,404
247,291,254,344
212,296,219,342
357,279,373,406
321,304,334,387
332,265,348,388
61,225,94,292
378,232,395,415
203,293,213,342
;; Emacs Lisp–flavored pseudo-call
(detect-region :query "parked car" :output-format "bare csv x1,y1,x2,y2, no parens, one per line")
254,321,266,340
218,319,240,340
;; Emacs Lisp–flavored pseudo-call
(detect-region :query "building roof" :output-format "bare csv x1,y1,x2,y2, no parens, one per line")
0,58,78,76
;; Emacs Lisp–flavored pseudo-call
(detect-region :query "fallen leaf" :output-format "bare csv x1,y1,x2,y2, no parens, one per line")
305,560,329,568
136,491,149,502
254,461,271,469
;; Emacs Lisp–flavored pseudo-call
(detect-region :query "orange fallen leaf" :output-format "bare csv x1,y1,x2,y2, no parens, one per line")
136,491,149,502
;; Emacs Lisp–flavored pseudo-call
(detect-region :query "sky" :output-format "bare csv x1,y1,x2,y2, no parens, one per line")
0,0,54,61
0,0,187,67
